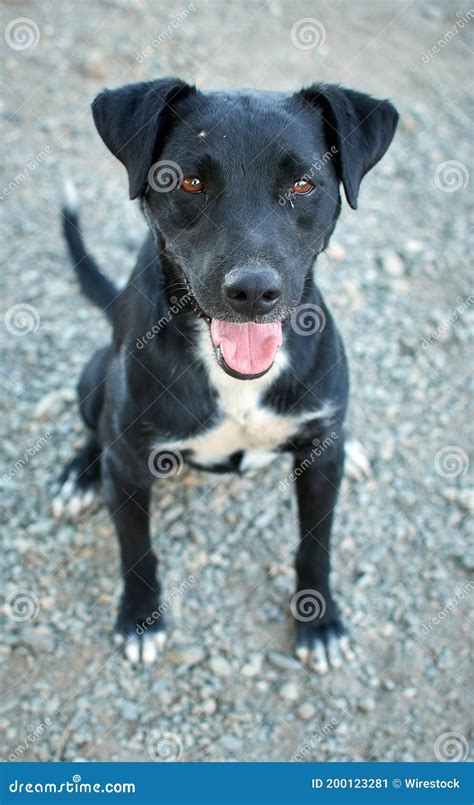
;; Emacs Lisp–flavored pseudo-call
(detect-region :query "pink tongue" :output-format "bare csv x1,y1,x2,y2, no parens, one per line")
211,320,283,376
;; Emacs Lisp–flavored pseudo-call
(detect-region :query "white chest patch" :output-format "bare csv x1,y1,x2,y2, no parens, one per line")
154,323,335,471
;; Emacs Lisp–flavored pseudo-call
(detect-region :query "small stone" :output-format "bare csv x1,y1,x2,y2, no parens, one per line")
27,518,54,536
170,522,187,540
150,679,174,706
382,251,405,277
94,683,116,699
396,490,417,508
220,734,242,753
280,682,299,701
267,651,301,672
460,552,474,571
82,61,107,80
122,701,140,721
209,656,232,678
201,698,217,715
34,388,74,419
22,626,53,652
357,695,376,713
297,703,316,721
74,727,94,745
327,242,347,261
241,654,263,677
443,488,474,514
404,238,424,255
181,645,205,667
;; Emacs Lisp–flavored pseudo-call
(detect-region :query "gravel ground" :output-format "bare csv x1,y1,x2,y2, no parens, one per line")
1,0,472,764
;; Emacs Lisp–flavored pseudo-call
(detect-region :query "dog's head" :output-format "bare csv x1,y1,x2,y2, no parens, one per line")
92,78,398,379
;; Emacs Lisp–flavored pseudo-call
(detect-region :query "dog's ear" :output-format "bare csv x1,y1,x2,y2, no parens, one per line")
92,78,195,199
299,84,399,209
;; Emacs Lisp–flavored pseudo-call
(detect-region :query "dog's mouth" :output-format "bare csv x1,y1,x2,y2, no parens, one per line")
210,319,283,380
179,281,283,380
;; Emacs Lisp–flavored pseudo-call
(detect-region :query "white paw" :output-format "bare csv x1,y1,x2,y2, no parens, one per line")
115,630,167,666
344,437,370,483
296,633,354,675
52,472,98,519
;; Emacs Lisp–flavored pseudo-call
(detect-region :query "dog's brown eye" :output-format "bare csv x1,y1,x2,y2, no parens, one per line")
181,176,205,193
291,178,314,195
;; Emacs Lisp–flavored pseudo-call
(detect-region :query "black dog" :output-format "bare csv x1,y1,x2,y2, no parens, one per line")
54,78,398,669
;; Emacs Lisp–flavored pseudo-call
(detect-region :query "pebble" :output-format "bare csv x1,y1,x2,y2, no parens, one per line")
267,651,302,672
326,242,347,261
22,626,53,653
241,654,263,677
297,703,316,721
208,656,232,678
220,734,242,753
34,388,74,419
122,701,141,721
381,251,405,277
94,683,117,699
27,518,54,536
396,490,418,508
443,488,474,514
181,646,206,667
404,239,424,255
280,682,299,702
357,696,376,713
201,699,217,715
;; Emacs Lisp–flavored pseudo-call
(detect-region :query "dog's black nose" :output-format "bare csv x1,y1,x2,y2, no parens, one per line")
223,267,282,319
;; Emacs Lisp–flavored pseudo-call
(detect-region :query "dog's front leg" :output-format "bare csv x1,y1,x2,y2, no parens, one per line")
292,436,353,673
102,451,165,664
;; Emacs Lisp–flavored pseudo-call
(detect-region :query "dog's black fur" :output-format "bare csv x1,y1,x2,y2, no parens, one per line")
57,78,398,668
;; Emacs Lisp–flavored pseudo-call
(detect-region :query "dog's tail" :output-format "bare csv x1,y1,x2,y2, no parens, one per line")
61,180,118,322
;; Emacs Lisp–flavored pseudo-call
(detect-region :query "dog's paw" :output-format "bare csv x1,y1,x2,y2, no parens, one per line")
344,436,370,483
52,443,101,519
295,618,354,675
52,471,98,519
115,607,166,666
